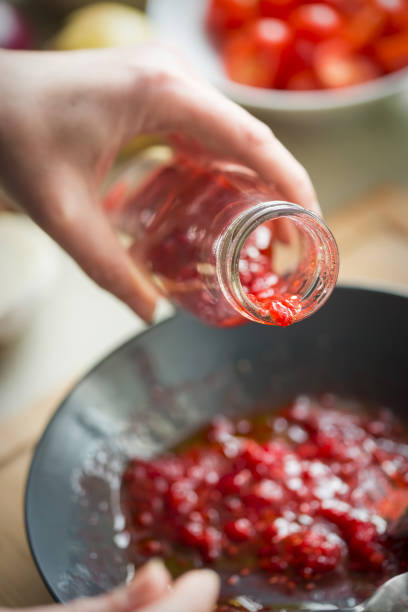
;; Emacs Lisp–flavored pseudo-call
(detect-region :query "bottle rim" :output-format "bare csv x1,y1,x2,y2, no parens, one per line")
215,200,339,325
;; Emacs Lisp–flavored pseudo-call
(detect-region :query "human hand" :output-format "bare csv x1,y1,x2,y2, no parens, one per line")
0,46,318,322
3,560,219,612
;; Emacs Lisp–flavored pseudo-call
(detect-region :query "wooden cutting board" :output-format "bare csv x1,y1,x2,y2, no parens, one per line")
0,185,407,608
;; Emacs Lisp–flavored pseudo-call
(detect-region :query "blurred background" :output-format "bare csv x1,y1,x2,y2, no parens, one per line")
0,0,407,417
4,0,408,211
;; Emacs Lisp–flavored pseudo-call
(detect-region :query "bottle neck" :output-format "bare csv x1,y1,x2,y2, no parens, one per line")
216,201,339,326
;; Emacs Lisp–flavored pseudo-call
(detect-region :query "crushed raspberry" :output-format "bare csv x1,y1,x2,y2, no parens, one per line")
224,518,255,541
121,396,408,610
281,527,343,577
240,226,303,326
246,292,302,326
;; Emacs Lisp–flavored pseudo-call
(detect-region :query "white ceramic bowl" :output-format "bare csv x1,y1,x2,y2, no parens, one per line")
147,0,408,116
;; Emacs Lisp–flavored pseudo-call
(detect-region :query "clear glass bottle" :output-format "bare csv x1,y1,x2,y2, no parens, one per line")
104,151,339,327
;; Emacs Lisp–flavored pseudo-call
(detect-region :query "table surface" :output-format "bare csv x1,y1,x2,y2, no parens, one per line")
0,185,408,608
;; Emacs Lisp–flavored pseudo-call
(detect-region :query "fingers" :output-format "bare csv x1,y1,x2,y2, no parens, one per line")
110,560,171,610
20,566,219,612
67,560,171,612
153,79,320,215
194,92,319,214
105,560,171,612
29,171,161,323
141,569,220,612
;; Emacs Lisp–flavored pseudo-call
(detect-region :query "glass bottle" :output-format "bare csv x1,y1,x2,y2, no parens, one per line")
104,151,339,327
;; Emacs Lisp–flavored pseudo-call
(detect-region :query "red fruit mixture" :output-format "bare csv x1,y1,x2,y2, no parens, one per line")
206,0,408,90
121,396,408,609
105,155,303,328
239,224,302,326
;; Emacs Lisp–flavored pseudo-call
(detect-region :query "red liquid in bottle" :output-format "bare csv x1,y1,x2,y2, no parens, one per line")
105,153,337,327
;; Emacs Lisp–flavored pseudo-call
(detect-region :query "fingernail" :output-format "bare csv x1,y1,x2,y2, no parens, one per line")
185,568,220,593
114,560,171,607
130,558,169,585
141,558,167,578
276,219,292,244
116,560,165,592
197,568,220,583
151,297,174,325
312,200,323,217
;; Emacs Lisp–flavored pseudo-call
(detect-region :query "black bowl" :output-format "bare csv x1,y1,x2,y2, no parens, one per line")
25,286,408,605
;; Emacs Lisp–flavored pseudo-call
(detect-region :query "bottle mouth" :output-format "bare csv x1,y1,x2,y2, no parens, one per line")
216,201,339,326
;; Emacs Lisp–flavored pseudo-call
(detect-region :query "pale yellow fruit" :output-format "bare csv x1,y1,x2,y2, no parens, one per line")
52,3,162,154
52,2,151,50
